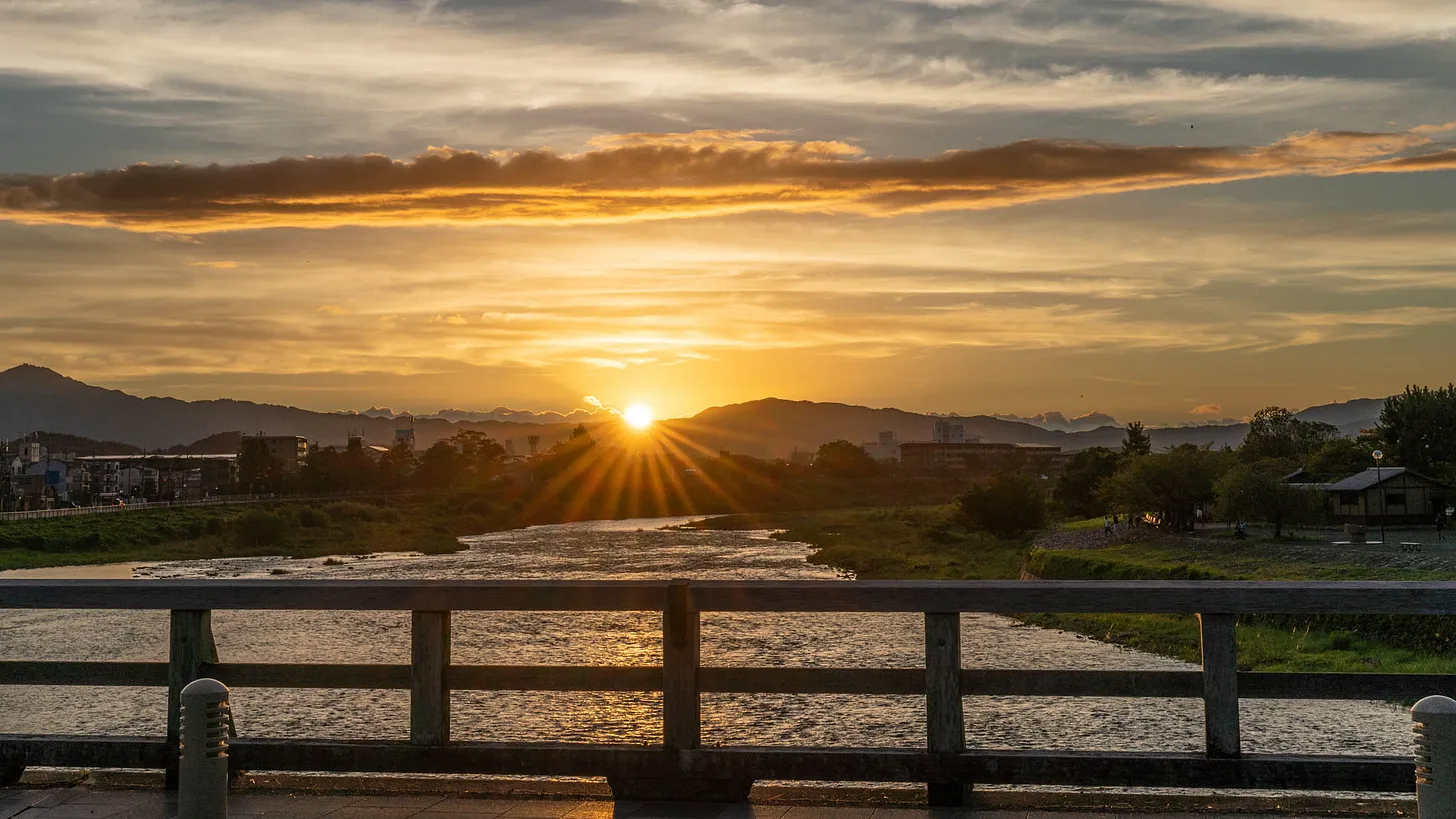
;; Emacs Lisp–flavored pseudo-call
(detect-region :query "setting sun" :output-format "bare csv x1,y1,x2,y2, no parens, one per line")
623,403,654,429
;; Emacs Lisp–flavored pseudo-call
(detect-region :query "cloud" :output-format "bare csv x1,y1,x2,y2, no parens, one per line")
1189,403,1223,415
2,127,1450,232
189,260,239,269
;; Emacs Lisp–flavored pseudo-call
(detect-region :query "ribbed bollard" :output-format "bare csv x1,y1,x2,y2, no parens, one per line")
178,678,234,819
1414,695,1456,819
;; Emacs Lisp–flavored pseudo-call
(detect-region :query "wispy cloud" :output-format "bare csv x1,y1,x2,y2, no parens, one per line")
2,127,1448,232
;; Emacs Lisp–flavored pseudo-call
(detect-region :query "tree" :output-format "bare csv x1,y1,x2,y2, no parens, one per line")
814,440,878,477
238,437,284,492
1122,421,1152,457
1100,445,1230,531
1241,406,1338,462
378,444,416,488
958,472,1047,537
415,440,463,488
450,430,507,484
1306,438,1374,481
340,436,378,490
1215,460,1326,537
300,445,345,492
1054,446,1121,519
1377,384,1456,480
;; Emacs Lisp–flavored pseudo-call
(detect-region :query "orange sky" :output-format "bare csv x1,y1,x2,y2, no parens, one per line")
1,0,1454,423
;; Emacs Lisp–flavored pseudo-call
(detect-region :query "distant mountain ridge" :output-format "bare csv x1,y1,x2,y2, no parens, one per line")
0,364,1387,458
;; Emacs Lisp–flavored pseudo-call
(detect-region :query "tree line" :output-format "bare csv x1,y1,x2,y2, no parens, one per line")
952,385,1456,539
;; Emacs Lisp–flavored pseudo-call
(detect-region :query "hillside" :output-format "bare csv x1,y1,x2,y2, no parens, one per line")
0,364,1384,458
665,397,1252,458
0,364,584,454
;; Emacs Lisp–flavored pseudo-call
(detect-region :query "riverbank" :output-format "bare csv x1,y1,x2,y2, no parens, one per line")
694,507,1456,675
0,497,476,571
690,506,1028,580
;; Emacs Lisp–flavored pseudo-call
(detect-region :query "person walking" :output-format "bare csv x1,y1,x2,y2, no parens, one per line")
1438,512,1447,540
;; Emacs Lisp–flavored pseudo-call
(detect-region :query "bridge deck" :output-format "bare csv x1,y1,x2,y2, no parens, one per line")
0,787,1407,819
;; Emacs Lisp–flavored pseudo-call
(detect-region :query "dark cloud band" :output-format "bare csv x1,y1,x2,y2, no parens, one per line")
0,128,1447,231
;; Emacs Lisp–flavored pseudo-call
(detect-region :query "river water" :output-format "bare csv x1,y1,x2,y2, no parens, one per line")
0,517,1413,771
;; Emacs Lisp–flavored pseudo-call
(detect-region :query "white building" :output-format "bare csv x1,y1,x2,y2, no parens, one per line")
861,431,900,462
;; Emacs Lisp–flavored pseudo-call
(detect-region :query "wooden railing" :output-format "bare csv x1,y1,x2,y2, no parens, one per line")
0,579,1446,804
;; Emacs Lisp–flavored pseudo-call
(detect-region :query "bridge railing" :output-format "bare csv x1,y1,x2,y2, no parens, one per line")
0,579,1447,803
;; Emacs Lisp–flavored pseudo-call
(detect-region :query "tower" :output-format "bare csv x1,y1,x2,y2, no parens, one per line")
393,414,416,452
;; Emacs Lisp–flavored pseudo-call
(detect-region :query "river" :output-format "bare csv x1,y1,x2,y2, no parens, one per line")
0,516,1413,772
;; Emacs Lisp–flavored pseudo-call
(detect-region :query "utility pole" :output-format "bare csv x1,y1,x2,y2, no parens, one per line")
1373,449,1386,546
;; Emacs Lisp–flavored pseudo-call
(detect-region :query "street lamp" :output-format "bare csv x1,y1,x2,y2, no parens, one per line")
1373,449,1386,546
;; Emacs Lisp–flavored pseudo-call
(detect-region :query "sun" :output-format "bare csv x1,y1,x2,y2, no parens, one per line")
623,403,654,430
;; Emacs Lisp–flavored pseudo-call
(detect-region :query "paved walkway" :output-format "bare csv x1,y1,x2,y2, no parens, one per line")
0,788,1409,819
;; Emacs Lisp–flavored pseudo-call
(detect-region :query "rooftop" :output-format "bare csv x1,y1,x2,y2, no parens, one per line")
1326,467,1411,492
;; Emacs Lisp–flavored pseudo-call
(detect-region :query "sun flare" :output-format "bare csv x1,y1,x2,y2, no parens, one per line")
623,403,654,429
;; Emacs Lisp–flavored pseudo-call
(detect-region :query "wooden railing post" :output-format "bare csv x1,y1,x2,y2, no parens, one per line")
663,579,700,751
1199,612,1240,758
410,611,451,745
611,580,754,801
925,611,969,806
166,609,218,790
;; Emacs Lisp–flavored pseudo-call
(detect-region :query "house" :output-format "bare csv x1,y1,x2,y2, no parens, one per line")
1322,467,1451,525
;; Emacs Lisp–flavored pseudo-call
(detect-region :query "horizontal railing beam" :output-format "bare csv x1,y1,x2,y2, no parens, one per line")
448,665,661,692
688,580,1456,614
0,661,169,687
204,663,412,689
0,580,671,611
961,669,1201,698
9,579,1456,614
0,735,1416,792
10,661,1456,701
700,667,924,694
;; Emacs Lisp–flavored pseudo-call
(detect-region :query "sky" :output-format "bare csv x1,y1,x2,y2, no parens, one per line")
1,0,1454,424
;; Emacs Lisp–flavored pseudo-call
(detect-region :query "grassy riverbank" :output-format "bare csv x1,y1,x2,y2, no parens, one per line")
0,497,483,571
1,467,970,572
696,507,1456,675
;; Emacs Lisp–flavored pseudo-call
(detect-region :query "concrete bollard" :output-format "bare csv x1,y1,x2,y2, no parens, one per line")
1414,695,1456,819
178,678,235,819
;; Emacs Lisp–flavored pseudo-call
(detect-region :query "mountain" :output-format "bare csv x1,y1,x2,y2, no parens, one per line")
0,364,585,453
0,364,1389,459
662,398,1246,458
1293,398,1384,436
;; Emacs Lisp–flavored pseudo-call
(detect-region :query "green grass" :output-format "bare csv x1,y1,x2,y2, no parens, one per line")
703,506,1456,675
693,506,1028,580
0,499,470,571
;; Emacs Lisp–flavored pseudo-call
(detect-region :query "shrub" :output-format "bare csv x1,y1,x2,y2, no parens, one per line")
326,501,377,522
296,506,330,528
205,517,224,536
957,473,1047,538
233,509,291,548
